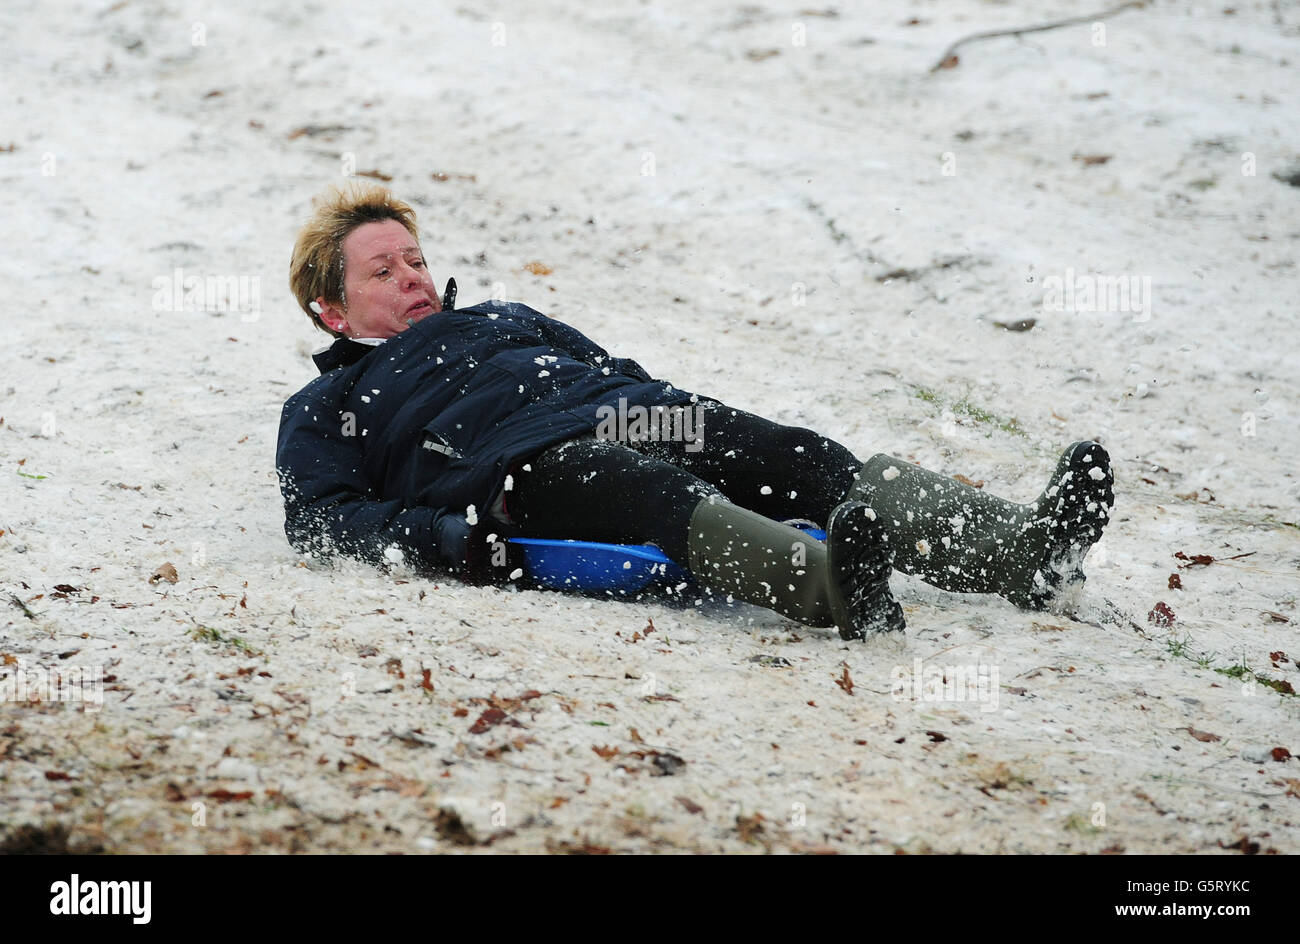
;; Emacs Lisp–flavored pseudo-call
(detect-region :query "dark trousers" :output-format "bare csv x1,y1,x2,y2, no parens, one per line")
506,399,861,564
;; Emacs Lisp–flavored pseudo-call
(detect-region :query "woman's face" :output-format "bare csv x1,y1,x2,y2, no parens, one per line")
316,219,441,339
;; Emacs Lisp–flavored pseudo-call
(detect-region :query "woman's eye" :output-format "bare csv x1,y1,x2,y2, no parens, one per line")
412,260,425,269
375,268,389,278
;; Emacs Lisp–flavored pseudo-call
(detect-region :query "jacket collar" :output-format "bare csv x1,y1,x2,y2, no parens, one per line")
312,337,385,374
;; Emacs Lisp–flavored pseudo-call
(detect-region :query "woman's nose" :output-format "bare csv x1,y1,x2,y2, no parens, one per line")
398,261,423,287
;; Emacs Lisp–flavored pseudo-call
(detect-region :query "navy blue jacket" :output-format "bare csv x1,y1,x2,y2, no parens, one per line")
276,299,695,572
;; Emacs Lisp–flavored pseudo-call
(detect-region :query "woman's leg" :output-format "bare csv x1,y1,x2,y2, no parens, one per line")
506,433,903,637
507,436,720,564
618,399,861,525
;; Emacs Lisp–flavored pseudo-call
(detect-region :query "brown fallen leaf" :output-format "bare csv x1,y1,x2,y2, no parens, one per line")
926,730,948,743
1270,651,1290,664
835,663,854,696
1074,153,1113,166
736,812,766,843
469,707,521,734
523,261,553,276
474,689,543,713
1174,551,1215,567
207,789,254,803
339,752,380,772
547,838,611,855
1217,836,1260,855
377,776,425,797
149,562,178,585
44,771,72,781
420,668,434,692
953,473,985,489
676,796,703,814
1168,573,1182,590
1186,726,1221,743
1148,602,1176,627
591,744,620,760
165,782,187,802
1271,747,1292,762
936,54,959,69
1279,778,1300,799
1264,612,1290,624
287,123,352,140
482,735,533,759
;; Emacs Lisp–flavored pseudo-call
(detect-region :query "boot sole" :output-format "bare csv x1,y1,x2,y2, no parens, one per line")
1013,441,1115,609
826,501,906,639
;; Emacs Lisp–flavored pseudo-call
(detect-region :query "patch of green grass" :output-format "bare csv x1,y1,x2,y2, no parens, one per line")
1064,812,1103,835
1188,177,1218,192
1214,663,1251,681
17,471,47,480
188,625,260,656
1210,654,1296,696
953,397,1026,437
1158,636,1294,696
913,385,1027,438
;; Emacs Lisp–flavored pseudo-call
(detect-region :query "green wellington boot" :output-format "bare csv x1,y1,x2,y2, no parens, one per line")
845,441,1115,610
686,495,905,639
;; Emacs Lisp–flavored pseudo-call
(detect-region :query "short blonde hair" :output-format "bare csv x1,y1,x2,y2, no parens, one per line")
289,184,420,338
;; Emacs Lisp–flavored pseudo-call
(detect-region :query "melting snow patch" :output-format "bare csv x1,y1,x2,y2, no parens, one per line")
882,466,900,481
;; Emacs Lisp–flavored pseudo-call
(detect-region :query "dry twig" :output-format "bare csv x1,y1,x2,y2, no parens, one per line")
930,1,1148,72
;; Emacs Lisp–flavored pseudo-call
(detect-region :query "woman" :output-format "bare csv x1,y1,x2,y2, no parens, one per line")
277,184,1114,640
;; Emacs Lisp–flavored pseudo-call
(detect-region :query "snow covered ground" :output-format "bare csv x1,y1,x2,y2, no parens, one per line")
1,0,1297,854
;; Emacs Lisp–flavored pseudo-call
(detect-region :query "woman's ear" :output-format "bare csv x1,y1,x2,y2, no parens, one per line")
314,296,349,336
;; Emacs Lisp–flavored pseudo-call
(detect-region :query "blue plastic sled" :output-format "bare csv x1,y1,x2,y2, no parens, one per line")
509,526,827,594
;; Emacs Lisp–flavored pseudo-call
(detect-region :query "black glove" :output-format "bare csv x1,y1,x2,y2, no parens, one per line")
462,520,526,586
